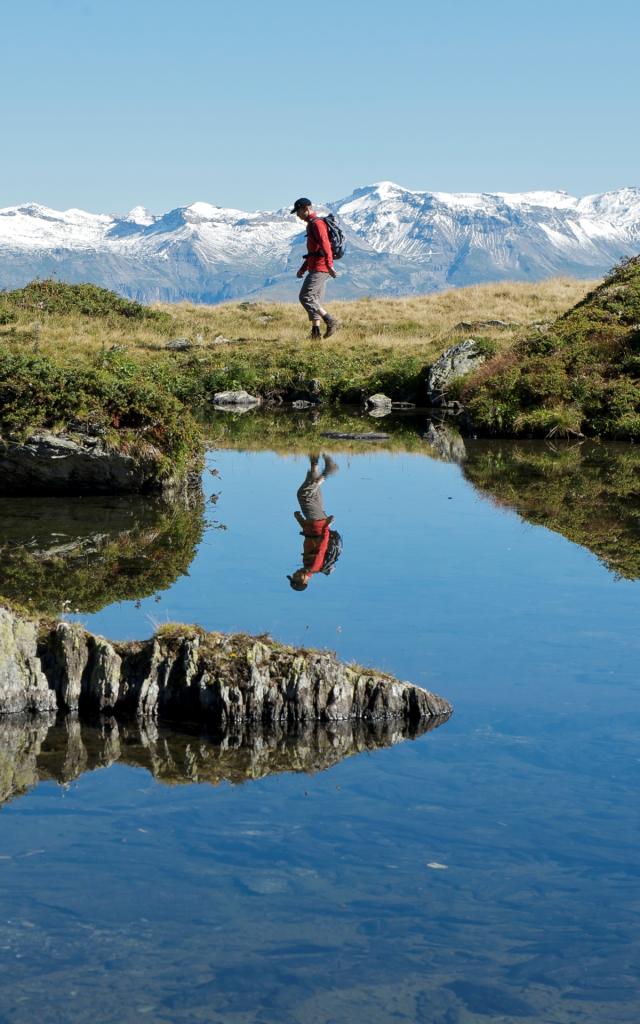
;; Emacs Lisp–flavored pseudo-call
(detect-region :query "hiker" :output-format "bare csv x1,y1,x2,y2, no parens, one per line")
288,454,340,591
292,197,340,339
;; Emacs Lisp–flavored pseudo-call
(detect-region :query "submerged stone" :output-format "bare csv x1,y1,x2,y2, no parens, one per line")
321,431,390,441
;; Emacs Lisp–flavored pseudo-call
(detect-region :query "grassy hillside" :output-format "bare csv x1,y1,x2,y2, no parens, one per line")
0,277,592,405
461,256,640,438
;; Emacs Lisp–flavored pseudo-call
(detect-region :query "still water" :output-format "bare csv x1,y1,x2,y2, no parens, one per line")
1,424,639,1023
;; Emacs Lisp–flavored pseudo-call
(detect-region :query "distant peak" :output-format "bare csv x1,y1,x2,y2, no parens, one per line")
123,205,155,226
370,181,418,198
184,201,221,218
3,202,56,217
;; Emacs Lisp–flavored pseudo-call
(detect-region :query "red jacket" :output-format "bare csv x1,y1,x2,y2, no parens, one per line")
300,214,334,274
301,516,332,574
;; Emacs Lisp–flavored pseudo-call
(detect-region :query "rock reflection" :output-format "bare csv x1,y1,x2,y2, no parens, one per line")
461,440,640,579
0,713,445,809
0,488,205,614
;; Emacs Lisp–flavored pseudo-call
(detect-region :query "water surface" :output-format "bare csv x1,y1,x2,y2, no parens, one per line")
1,424,639,1023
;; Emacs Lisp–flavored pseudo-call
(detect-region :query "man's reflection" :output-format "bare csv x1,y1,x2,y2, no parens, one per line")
288,454,341,591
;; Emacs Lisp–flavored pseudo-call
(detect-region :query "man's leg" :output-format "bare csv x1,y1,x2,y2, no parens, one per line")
299,273,328,338
322,455,339,477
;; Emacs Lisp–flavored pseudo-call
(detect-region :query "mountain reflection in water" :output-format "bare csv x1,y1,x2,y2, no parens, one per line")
0,488,205,614
0,713,444,810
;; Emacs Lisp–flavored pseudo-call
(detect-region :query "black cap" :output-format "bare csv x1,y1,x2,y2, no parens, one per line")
291,197,312,214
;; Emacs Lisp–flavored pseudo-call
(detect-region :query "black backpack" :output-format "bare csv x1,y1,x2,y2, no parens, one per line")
318,214,346,261
320,529,343,575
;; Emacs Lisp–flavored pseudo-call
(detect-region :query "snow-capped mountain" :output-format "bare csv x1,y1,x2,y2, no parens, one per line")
1,182,639,304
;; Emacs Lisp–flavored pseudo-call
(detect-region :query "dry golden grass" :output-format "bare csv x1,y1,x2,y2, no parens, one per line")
2,277,594,367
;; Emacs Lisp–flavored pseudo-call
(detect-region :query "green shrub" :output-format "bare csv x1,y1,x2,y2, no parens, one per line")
1,279,170,324
0,344,202,477
0,307,17,325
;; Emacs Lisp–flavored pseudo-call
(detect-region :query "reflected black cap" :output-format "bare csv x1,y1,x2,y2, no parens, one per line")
291,197,312,214
287,574,308,591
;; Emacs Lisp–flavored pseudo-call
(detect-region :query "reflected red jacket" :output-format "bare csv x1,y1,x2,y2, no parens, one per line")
300,214,334,274
301,516,332,574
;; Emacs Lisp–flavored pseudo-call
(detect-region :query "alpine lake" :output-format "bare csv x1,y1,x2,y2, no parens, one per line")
1,410,639,1024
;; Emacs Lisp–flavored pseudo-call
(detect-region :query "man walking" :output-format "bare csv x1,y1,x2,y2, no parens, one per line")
292,198,340,339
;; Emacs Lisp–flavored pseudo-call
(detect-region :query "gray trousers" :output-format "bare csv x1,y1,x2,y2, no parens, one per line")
296,457,338,518
299,271,329,321
297,467,326,520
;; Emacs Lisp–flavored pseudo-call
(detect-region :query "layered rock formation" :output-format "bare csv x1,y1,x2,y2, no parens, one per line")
0,608,452,727
0,431,198,496
0,611,57,714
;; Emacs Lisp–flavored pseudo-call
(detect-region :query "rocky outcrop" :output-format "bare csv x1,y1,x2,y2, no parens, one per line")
165,337,193,350
0,610,57,714
452,319,519,333
0,608,452,727
0,431,190,496
426,340,488,406
0,713,444,809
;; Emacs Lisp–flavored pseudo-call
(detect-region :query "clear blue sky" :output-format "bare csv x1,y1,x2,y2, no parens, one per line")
1,0,638,214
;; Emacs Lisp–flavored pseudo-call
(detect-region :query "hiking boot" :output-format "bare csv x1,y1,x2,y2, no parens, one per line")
310,324,322,340
323,316,340,339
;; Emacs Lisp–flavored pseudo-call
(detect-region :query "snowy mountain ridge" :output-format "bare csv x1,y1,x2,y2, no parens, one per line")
1,182,639,303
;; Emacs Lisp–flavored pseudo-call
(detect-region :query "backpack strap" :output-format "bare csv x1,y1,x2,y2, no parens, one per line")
307,215,322,247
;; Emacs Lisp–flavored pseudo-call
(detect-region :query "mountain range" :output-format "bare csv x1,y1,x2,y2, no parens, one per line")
1,181,639,304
